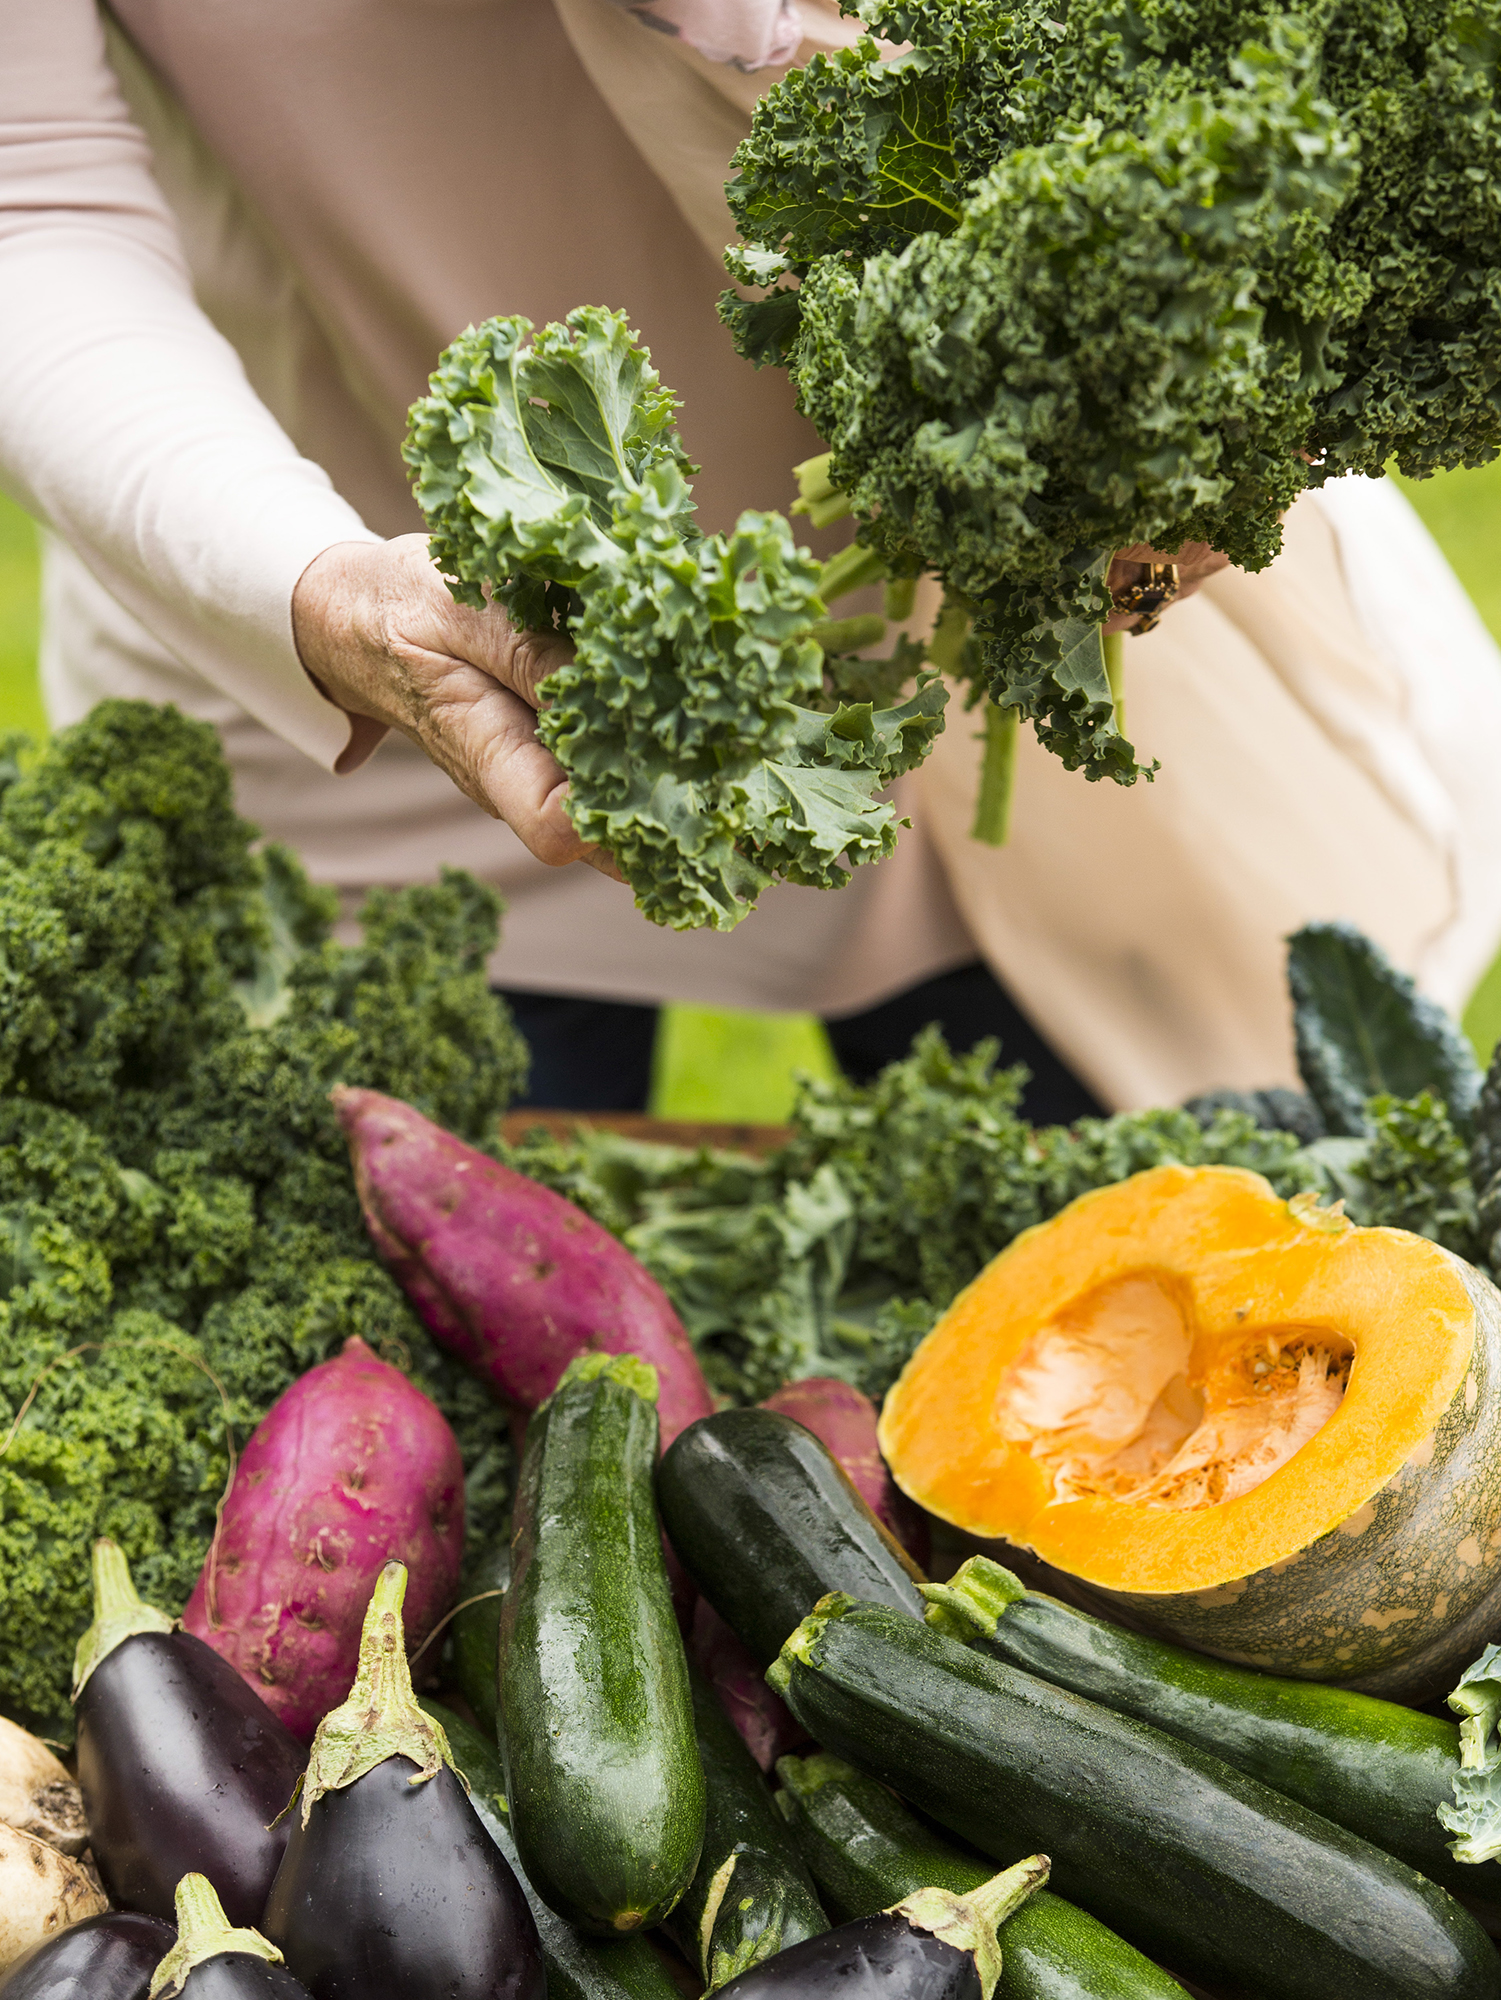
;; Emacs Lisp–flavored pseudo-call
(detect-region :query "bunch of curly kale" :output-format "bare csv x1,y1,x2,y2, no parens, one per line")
724,0,1501,781
404,307,945,932
0,703,529,1735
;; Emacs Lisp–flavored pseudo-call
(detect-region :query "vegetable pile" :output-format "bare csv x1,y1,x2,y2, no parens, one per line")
11,1364,1501,2000
723,0,1501,783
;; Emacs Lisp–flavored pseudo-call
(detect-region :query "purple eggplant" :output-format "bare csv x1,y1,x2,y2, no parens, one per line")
714,1858,1051,2000
148,1875,310,1999
0,1911,174,2000
263,1561,544,2000
71,1540,306,1926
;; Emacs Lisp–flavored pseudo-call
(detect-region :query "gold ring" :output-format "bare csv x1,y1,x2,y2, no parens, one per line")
1112,562,1180,634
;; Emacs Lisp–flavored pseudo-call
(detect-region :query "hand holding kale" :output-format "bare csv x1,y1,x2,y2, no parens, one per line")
403,307,945,931
724,0,1501,783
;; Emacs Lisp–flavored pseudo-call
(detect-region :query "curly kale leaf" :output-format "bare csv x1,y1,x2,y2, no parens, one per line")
727,0,1501,784
406,309,945,930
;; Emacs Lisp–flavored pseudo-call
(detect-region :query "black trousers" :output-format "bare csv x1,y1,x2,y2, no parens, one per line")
498,960,1104,1128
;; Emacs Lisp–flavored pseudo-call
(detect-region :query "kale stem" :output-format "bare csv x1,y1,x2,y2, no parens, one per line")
1103,630,1126,735
970,703,1018,847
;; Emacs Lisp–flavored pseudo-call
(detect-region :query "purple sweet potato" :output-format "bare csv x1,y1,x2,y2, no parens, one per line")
182,1335,463,1741
331,1086,716,1446
690,1598,808,1772
760,1377,929,1565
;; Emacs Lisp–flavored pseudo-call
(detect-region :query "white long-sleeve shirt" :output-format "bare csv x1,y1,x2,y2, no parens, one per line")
0,0,977,1016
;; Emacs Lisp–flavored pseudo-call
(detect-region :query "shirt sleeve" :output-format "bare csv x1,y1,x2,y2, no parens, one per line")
0,0,384,771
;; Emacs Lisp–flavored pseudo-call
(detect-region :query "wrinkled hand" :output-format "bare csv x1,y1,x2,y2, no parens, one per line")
292,535,619,875
1103,541,1231,635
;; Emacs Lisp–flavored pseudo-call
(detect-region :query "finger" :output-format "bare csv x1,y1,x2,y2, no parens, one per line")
434,587,574,707
401,664,596,866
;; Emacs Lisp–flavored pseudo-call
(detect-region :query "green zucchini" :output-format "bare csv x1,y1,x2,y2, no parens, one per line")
499,1353,705,1935
768,1595,1501,2000
664,1662,826,1987
421,1698,685,2000
656,1407,924,1665
925,1555,1501,1919
773,1752,1187,2000
450,1541,509,1737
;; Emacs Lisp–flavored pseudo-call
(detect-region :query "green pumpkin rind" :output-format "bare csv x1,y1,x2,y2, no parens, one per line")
1083,1252,1501,1702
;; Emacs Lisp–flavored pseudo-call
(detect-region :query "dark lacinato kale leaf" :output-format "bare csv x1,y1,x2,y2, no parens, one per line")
724,0,1501,784
1289,921,1483,1139
1184,1086,1328,1145
405,308,946,931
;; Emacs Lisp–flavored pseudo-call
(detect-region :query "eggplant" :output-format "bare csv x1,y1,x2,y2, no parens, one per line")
0,1911,174,2000
149,1874,309,1999
713,1859,1051,2000
263,1561,545,2000
72,1541,306,1926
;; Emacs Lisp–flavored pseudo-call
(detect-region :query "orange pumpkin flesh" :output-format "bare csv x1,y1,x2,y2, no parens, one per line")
878,1164,1476,1596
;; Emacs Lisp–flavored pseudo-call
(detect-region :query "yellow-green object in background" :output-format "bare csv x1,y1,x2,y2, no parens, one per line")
651,1005,839,1122
0,492,42,742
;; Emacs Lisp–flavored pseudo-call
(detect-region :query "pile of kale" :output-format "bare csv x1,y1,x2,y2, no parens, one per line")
505,922,1498,1409
724,0,1501,781
0,703,529,1734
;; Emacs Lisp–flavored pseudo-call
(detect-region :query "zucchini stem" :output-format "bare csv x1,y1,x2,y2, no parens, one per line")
970,704,1018,847
921,1557,1029,1642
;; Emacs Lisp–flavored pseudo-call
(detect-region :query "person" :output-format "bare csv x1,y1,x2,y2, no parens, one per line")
4,0,1500,1119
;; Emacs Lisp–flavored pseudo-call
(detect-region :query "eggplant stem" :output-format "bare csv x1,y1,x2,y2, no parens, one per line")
72,1538,175,1700
890,1855,1051,2000
297,1560,460,1826
148,1873,284,2000
970,704,1018,847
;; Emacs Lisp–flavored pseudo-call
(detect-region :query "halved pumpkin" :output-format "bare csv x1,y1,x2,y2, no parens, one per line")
878,1164,1501,1699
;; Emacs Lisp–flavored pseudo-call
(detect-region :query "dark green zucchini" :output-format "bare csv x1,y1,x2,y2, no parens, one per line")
499,1354,705,1935
664,1663,826,1987
450,1541,510,1737
768,1596,1501,2000
773,1752,1187,2000
422,1697,686,2000
656,1408,924,1666
924,1555,1501,1920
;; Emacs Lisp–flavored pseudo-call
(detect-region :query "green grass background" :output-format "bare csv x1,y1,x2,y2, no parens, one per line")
4,469,1500,1118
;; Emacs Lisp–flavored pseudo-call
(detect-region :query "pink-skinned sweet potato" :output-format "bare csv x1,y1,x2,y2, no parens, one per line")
182,1335,463,1741
760,1376,929,1565
331,1086,715,1445
689,1598,807,1772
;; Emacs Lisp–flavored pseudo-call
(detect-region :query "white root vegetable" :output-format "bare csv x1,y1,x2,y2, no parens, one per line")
0,1824,108,1974
0,1717,87,1856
